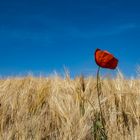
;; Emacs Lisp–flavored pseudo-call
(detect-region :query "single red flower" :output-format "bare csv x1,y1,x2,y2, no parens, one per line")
95,48,118,69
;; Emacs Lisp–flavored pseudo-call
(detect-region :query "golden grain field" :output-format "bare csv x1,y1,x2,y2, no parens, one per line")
0,73,140,140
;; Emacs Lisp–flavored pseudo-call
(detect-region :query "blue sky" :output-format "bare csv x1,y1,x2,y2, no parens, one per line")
0,0,140,77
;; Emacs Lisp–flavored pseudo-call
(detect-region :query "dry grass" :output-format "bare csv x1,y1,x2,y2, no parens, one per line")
0,73,140,140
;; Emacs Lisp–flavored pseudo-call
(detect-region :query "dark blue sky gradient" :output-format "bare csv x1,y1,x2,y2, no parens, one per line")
0,0,140,77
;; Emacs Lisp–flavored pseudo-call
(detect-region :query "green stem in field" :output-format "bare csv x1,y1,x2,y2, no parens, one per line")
96,66,107,137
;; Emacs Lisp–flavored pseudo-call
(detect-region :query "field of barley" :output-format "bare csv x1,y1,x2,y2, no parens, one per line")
0,72,140,140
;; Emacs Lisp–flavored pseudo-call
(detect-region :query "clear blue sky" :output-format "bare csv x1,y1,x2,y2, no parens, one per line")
0,0,140,77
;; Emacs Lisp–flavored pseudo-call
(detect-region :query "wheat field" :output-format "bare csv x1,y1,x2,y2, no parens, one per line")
0,72,140,140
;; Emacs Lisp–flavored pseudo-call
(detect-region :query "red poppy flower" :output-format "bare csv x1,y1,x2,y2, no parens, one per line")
95,48,118,69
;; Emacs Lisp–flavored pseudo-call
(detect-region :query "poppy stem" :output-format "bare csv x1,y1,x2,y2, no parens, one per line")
96,66,107,138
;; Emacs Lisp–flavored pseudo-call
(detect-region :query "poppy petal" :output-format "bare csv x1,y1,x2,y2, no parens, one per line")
94,48,118,69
